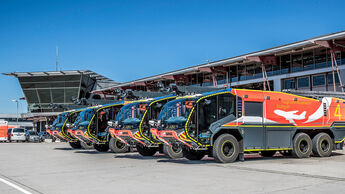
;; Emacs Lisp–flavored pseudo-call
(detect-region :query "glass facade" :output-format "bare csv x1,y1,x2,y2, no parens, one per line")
176,48,344,90
283,72,341,91
19,74,96,112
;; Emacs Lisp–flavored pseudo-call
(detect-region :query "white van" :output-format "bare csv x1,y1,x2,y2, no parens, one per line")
8,128,26,142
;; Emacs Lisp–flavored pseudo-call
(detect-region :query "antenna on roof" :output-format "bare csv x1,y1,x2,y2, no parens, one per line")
56,46,59,71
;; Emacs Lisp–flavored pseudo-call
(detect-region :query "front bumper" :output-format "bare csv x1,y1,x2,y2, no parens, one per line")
67,129,94,144
49,130,68,141
150,128,193,148
108,128,146,146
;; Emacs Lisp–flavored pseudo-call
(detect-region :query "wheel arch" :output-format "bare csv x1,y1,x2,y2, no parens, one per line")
210,127,243,146
293,128,335,140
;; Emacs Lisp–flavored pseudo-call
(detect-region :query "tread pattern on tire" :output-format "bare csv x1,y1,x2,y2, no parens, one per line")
80,141,94,150
212,134,239,163
312,132,333,157
163,144,183,159
292,132,312,158
109,137,129,153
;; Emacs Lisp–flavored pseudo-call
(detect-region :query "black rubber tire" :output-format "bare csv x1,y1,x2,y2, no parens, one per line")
182,148,206,160
80,141,94,149
292,132,312,158
69,141,82,149
163,144,183,159
136,145,157,156
260,150,276,157
212,134,239,163
279,150,292,156
109,137,129,153
94,143,110,152
312,132,333,157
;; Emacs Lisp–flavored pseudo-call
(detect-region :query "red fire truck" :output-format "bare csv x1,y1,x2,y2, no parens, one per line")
152,88,345,163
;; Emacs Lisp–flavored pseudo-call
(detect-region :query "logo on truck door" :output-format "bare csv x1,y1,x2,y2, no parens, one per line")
273,110,306,125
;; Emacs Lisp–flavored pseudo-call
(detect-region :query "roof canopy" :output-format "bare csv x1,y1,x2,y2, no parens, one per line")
3,70,119,85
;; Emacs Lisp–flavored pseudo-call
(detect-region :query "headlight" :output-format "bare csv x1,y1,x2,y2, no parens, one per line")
107,121,114,127
66,123,71,128
45,124,49,128
149,120,156,127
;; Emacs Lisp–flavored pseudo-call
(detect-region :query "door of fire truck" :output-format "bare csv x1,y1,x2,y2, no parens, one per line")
242,100,265,150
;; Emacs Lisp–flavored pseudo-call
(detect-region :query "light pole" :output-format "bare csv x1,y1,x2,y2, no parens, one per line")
12,99,18,126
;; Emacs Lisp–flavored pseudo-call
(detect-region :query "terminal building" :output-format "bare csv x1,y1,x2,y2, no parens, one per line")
4,70,119,131
94,31,345,95
4,31,345,131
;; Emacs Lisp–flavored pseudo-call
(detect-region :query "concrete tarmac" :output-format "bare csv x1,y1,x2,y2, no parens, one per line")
0,142,345,194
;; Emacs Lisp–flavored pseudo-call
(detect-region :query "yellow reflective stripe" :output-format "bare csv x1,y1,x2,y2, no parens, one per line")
88,102,127,142
185,91,234,147
244,148,293,152
61,109,83,140
335,137,345,143
139,96,176,144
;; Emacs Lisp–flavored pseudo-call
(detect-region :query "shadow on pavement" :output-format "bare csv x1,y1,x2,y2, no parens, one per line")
54,147,76,151
74,150,111,154
115,153,169,160
157,158,216,164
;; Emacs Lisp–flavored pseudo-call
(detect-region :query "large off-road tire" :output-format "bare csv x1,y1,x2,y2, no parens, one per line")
212,134,239,163
312,132,333,157
292,132,312,158
136,145,157,156
109,137,129,153
182,148,206,160
69,141,82,149
94,143,110,152
260,150,276,157
80,141,94,150
163,144,183,159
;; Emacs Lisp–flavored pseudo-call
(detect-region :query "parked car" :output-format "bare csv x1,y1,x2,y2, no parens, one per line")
38,131,47,142
8,128,26,142
26,130,40,142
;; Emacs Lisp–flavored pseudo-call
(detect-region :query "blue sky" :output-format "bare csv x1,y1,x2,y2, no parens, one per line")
1,0,345,113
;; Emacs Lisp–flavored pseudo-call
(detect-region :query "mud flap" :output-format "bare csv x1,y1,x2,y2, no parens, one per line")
238,139,244,161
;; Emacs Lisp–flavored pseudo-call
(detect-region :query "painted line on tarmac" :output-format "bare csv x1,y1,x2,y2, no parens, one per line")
0,173,43,194
0,177,32,194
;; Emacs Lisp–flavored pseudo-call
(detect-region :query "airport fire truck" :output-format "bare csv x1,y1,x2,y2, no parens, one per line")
68,102,130,152
47,108,85,148
107,86,218,157
152,88,345,163
108,95,180,157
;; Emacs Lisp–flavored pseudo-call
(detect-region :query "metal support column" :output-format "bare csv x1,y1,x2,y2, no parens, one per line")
331,51,344,92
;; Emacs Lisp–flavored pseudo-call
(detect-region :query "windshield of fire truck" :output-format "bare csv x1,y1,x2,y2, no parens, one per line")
158,98,195,125
53,113,67,127
73,109,94,125
116,102,148,125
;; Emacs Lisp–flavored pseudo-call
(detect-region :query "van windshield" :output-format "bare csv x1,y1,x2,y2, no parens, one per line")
13,128,25,133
